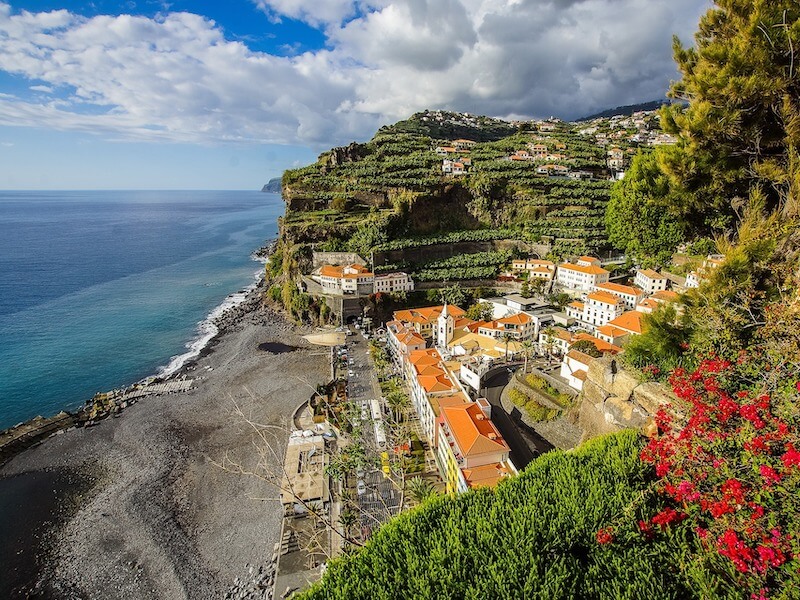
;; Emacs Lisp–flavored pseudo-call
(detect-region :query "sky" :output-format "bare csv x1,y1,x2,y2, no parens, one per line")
0,0,711,190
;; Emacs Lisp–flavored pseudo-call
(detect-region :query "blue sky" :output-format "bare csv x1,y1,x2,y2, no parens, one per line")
0,0,710,190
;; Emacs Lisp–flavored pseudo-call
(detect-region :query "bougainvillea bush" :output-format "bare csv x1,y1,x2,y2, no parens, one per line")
633,292,800,599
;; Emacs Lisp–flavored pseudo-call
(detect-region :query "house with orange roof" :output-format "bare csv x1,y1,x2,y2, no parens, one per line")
434,146,456,156
651,290,679,302
393,304,465,340
538,326,573,355
442,158,467,175
406,348,461,445
311,263,374,295
560,349,594,391
527,143,548,157
593,324,631,346
452,139,476,151
634,269,668,294
580,290,624,329
437,399,513,493
594,281,645,310
685,254,725,289
477,312,535,341
385,320,426,370
510,258,555,281
636,298,660,314
577,256,602,267
605,310,645,336
555,261,609,291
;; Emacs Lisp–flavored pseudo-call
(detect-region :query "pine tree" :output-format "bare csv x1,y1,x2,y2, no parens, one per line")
660,0,800,229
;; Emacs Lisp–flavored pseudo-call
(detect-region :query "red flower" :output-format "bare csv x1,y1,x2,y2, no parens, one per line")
781,444,800,469
596,527,614,545
759,465,782,487
651,507,686,529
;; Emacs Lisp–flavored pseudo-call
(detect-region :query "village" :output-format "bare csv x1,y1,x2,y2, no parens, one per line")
271,241,725,596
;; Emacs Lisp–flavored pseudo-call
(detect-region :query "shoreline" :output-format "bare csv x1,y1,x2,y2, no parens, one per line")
0,259,331,598
0,241,276,466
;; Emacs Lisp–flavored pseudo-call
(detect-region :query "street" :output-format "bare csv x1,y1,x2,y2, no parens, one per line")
481,369,554,470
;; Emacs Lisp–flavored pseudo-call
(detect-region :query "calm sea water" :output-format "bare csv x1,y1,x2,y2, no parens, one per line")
0,190,283,430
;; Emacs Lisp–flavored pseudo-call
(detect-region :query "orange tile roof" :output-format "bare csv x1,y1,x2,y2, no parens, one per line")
566,349,595,365
441,403,509,456
462,462,512,489
573,369,588,381
606,310,644,334
429,393,469,416
497,312,532,325
393,304,465,325
596,282,642,296
573,332,621,354
586,291,621,305
637,269,663,279
568,301,585,310
638,298,659,310
531,266,553,274
409,348,439,363
418,373,455,393
595,324,630,339
559,263,609,276
319,265,343,277
578,255,600,263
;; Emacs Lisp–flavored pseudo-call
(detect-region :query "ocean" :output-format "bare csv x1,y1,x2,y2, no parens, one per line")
0,190,284,430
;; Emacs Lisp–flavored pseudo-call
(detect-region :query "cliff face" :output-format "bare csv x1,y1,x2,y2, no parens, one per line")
575,354,675,443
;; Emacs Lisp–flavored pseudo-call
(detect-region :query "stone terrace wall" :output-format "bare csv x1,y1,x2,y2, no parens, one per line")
312,252,366,269
576,354,676,444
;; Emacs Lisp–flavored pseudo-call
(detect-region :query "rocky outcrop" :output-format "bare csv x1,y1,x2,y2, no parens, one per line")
261,178,282,193
320,142,369,170
576,355,675,443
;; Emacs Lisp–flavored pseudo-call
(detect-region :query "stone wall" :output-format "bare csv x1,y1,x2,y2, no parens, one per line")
311,252,366,269
576,354,676,444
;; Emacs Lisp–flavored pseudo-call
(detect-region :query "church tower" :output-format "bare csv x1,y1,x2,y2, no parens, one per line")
437,302,455,349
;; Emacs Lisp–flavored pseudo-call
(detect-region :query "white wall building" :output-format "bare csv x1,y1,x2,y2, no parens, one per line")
374,272,414,294
594,282,645,311
634,269,668,295
555,259,610,292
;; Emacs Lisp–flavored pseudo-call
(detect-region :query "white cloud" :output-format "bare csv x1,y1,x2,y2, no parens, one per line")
0,0,710,148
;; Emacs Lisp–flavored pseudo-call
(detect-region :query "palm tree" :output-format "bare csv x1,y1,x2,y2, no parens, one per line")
406,476,436,505
502,332,514,362
521,340,534,373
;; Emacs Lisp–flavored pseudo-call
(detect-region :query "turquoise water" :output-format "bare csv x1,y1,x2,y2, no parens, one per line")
0,190,283,430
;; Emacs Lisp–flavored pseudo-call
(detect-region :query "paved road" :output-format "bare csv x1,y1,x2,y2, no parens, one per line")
341,327,399,534
481,369,554,470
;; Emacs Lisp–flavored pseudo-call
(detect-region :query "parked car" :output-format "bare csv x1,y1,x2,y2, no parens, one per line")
356,480,367,495
348,369,355,377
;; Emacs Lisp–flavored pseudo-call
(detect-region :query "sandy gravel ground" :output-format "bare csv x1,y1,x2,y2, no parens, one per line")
0,305,329,599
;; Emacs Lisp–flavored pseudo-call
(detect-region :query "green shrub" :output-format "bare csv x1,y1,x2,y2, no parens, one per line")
297,431,698,600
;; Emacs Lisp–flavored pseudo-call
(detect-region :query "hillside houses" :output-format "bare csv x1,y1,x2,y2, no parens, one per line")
386,318,516,495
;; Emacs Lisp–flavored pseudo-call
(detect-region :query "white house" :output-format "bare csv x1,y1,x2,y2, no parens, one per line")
312,263,374,295
634,269,668,295
374,272,414,294
560,350,593,391
556,260,610,292
582,291,624,328
594,282,645,310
